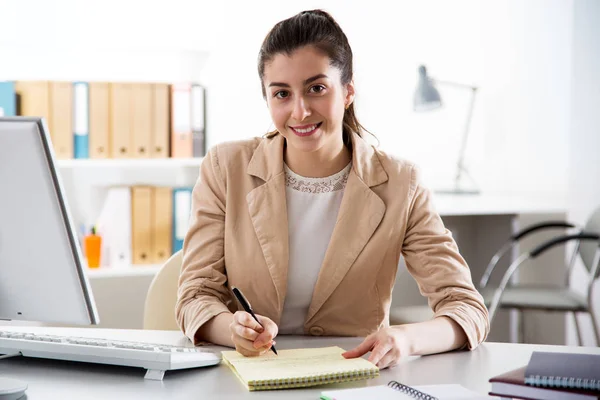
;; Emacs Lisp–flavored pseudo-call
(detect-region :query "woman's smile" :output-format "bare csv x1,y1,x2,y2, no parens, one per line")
289,122,322,137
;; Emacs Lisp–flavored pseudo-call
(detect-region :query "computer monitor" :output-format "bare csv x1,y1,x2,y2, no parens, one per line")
0,117,99,325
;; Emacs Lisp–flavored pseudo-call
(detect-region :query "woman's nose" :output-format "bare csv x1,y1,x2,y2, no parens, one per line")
291,96,311,121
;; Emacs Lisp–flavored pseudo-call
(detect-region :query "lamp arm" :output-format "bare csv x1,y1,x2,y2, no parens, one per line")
453,86,478,191
434,80,477,91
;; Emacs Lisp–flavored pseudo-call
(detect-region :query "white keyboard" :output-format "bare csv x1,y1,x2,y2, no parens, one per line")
0,330,221,381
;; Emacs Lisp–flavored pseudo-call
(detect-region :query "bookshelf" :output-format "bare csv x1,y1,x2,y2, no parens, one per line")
85,264,162,279
2,44,210,328
56,157,202,261
56,157,203,170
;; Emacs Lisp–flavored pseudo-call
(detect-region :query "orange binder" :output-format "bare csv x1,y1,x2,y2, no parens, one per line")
151,83,170,158
49,81,74,159
170,83,193,158
131,83,152,158
151,187,173,264
15,80,50,124
131,186,153,265
89,82,111,158
109,83,132,159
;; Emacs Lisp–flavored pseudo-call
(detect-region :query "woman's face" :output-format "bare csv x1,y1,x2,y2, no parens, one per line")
263,45,354,155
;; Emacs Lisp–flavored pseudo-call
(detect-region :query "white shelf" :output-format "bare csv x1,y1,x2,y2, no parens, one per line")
57,158,203,169
85,265,162,279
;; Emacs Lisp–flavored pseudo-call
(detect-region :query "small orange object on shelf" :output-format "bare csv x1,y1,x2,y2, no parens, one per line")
85,226,102,269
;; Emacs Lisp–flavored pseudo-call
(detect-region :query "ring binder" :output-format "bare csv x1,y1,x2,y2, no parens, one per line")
524,352,600,391
388,380,439,400
525,375,600,391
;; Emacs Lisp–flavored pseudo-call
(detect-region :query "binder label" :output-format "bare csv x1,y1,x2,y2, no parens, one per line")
175,190,191,239
74,83,89,135
191,85,205,131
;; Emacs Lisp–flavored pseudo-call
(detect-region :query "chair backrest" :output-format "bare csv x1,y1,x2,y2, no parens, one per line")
143,250,182,330
581,206,600,278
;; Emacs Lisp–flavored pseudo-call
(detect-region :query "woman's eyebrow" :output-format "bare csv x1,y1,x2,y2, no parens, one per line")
268,74,329,88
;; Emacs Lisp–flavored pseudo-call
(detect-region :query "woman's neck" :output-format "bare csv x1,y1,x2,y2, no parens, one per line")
284,136,351,178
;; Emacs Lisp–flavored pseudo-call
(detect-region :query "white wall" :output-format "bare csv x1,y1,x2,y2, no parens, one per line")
201,0,573,194
0,0,572,195
567,0,600,347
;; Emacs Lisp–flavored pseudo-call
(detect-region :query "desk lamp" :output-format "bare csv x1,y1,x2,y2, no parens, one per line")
413,65,480,195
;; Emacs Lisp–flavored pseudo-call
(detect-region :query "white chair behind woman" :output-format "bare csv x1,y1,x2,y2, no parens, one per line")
143,251,182,330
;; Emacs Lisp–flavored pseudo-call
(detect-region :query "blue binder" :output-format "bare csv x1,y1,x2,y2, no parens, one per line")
172,187,193,253
73,82,89,158
0,82,16,117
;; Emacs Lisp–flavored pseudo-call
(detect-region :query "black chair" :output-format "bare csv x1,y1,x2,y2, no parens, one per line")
390,207,600,346
483,207,600,346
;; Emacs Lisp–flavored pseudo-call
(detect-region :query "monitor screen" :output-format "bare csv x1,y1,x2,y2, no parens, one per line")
0,117,99,325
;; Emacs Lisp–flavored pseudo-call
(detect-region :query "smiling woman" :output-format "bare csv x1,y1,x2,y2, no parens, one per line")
261,46,352,178
176,9,489,370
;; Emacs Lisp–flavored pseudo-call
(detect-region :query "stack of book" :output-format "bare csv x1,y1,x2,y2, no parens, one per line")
0,80,206,159
94,185,192,268
489,351,600,399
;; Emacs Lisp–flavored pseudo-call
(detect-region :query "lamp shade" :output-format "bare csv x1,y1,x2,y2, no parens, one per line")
413,65,442,112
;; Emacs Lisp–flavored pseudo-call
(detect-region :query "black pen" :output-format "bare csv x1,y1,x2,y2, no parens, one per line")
231,286,278,355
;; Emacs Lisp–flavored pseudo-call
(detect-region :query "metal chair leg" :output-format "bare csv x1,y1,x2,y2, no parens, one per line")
519,310,526,343
589,310,600,347
573,312,584,346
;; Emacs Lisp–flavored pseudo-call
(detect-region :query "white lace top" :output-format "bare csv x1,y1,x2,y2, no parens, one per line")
279,162,352,334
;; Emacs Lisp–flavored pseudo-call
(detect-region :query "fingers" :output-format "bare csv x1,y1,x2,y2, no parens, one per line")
367,340,392,367
235,340,274,357
342,335,376,359
234,311,264,333
254,315,278,348
374,348,398,369
230,312,277,356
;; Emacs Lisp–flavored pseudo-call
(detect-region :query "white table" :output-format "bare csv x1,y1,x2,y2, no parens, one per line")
0,327,597,399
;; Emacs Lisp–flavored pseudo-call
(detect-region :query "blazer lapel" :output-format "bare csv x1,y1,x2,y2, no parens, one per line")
306,134,388,322
246,135,289,317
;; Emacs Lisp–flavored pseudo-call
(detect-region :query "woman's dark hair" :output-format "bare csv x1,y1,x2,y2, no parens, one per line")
258,9,372,143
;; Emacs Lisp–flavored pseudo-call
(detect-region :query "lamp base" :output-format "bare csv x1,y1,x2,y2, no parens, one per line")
434,188,480,195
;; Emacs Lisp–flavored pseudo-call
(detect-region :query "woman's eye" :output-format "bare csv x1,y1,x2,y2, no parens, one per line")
309,85,326,94
274,90,289,99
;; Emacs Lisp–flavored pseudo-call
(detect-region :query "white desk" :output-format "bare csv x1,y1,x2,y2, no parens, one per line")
0,327,597,399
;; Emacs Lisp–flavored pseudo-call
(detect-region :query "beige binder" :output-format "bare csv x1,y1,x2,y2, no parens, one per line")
170,83,193,158
131,186,153,265
89,82,111,158
15,80,50,125
151,83,170,158
109,83,132,159
131,83,152,158
49,81,74,159
151,187,173,264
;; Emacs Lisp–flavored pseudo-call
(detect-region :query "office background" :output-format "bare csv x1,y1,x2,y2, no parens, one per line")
0,0,598,347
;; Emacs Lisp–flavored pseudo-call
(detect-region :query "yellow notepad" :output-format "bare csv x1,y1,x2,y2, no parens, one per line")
221,346,379,391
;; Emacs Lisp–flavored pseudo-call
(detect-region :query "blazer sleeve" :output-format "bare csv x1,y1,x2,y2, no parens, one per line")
401,166,490,350
175,146,233,344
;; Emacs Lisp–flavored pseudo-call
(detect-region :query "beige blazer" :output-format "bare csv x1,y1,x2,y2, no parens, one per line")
176,133,489,349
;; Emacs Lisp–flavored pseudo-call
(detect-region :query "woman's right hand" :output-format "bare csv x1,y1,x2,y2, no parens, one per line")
229,311,278,356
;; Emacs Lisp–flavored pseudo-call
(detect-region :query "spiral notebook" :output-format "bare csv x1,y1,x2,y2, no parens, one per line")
525,351,600,391
320,381,492,399
221,346,379,391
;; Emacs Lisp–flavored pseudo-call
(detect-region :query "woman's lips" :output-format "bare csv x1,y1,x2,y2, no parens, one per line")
290,122,322,137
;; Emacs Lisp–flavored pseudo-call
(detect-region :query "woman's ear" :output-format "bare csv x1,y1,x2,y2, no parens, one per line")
345,80,356,108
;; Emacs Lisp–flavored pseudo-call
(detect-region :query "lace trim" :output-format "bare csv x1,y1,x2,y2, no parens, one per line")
284,162,351,193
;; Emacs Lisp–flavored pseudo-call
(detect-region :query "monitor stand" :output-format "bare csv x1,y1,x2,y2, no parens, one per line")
0,377,27,400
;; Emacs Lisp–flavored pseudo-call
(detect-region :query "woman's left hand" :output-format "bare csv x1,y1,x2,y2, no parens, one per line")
342,326,413,369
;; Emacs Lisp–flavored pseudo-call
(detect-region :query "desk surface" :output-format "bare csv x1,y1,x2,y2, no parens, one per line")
433,193,566,216
1,327,598,399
